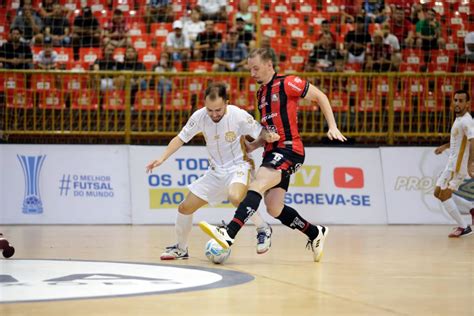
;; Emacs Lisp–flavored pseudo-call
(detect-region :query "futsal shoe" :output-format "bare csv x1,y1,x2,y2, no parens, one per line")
448,226,473,238
160,244,189,260
198,221,234,249
306,225,329,262
470,209,474,225
256,225,272,254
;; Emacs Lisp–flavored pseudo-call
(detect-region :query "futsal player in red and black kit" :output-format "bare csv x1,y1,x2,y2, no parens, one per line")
199,48,346,261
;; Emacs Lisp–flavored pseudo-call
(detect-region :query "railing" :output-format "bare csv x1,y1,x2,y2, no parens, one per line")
1,70,472,144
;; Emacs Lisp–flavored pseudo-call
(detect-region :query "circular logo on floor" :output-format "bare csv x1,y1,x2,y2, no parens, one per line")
0,259,254,303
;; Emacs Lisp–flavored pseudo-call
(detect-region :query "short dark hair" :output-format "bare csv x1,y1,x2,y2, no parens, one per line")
205,83,228,101
454,89,470,101
248,48,275,64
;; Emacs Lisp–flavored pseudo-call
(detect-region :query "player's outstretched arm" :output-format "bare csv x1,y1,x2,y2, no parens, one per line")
434,142,450,155
305,84,347,142
146,136,185,173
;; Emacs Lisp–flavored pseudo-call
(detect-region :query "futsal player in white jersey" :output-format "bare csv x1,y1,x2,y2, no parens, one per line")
434,89,474,238
146,83,280,259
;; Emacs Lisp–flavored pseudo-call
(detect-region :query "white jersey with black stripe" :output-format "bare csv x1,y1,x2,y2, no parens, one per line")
447,112,474,174
178,105,263,169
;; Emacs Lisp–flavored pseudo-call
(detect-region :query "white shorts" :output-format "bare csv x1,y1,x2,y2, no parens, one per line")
188,163,252,206
436,168,467,191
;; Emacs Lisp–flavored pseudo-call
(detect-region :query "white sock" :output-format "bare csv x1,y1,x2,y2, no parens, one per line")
442,199,467,228
176,212,193,250
249,211,269,229
451,194,474,215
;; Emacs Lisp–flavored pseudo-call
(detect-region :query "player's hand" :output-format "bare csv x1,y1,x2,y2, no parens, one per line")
434,146,444,155
327,127,347,142
263,132,280,143
146,159,163,173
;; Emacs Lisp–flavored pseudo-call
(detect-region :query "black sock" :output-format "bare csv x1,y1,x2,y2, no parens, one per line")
276,205,319,240
227,190,262,239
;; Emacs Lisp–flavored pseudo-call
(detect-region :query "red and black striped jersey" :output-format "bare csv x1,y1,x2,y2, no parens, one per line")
256,73,309,156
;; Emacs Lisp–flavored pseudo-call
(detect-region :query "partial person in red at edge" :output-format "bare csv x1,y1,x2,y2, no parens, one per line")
199,48,346,262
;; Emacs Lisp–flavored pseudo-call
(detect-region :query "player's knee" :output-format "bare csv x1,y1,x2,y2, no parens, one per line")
228,194,244,207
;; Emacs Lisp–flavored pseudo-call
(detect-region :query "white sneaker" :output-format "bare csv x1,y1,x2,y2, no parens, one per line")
306,226,328,262
160,244,189,260
256,225,272,254
198,221,234,249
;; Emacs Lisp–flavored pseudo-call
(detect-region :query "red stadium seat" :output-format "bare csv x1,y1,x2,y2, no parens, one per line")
328,91,349,112
150,23,172,40
163,90,191,111
188,61,212,73
137,48,161,70
0,73,33,108
402,48,424,65
356,89,381,112
134,90,161,111
103,90,126,110
131,35,151,50
70,90,99,110
31,74,56,91
79,47,102,66
37,89,66,109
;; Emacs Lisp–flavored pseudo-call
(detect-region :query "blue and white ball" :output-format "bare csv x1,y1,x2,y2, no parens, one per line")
205,239,231,264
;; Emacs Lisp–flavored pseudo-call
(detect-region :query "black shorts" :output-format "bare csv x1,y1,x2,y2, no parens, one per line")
261,148,305,191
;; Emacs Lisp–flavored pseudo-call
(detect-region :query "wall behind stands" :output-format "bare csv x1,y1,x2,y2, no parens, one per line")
0,145,467,225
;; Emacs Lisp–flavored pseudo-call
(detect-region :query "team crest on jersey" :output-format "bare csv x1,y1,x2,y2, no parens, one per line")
271,94,279,102
225,131,237,142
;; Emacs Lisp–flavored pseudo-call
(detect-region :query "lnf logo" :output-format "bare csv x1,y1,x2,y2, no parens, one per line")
17,155,46,214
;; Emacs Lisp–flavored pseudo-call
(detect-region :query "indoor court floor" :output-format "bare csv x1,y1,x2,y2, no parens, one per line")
0,225,473,315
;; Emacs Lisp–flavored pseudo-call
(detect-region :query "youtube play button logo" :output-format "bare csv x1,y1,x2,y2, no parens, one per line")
333,167,364,188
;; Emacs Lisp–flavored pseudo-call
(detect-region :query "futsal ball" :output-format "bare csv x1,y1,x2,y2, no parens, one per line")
205,239,231,264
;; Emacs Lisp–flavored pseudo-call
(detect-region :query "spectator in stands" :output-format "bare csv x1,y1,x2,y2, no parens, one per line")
183,8,205,43
194,20,222,62
36,36,58,70
381,23,401,70
144,0,173,32
123,46,148,89
38,0,56,19
389,6,415,48
10,2,43,44
197,0,227,22
165,20,191,62
234,0,255,32
102,9,131,48
316,20,337,47
463,31,474,62
0,27,33,69
362,0,388,24
43,3,71,46
365,31,393,72
93,43,124,91
71,6,101,60
153,53,177,99
305,33,342,72
343,16,371,64
235,17,255,50
213,27,248,72
122,46,148,104
415,8,445,51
